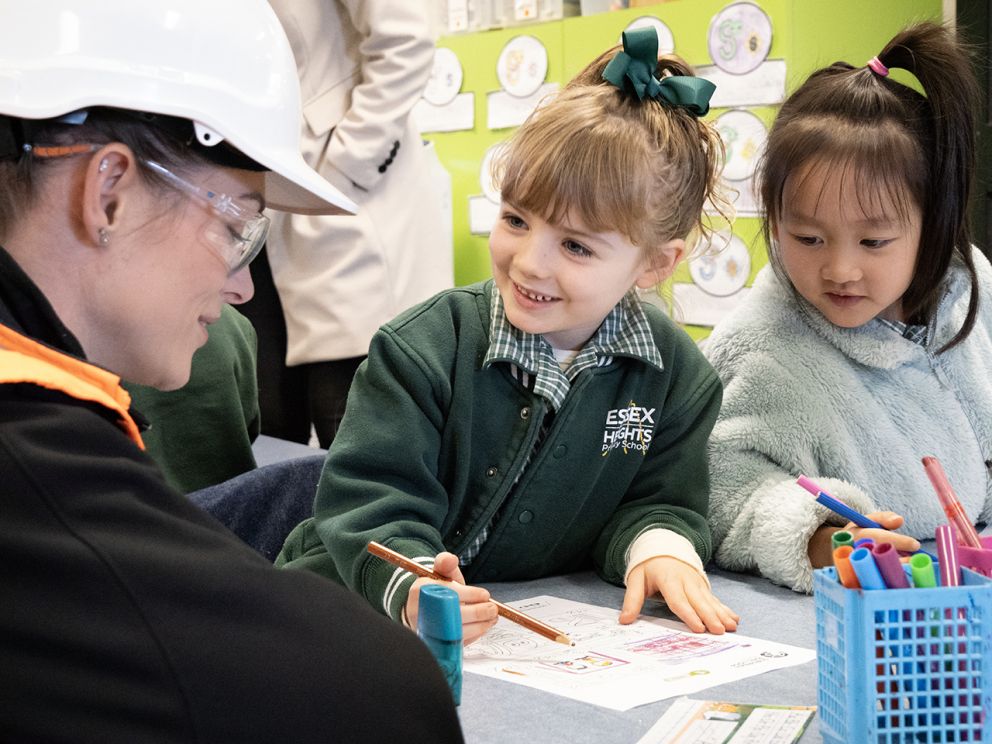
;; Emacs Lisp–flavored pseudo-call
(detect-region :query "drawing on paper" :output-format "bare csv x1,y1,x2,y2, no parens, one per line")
541,651,629,675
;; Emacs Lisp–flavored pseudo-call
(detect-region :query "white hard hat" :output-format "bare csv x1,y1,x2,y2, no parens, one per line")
0,0,356,215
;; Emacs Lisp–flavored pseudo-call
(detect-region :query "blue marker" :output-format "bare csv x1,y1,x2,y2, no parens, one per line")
849,547,887,590
796,475,883,529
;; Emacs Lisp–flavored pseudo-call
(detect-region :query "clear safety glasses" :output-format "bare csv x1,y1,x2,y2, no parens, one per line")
29,143,268,276
141,160,269,276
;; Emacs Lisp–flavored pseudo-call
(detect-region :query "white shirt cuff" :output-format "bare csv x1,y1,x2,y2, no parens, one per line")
624,528,709,586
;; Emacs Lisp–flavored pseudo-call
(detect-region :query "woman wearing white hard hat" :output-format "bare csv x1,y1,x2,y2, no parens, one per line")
0,2,463,741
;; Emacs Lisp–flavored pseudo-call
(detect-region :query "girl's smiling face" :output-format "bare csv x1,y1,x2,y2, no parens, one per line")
776,163,922,328
489,202,681,350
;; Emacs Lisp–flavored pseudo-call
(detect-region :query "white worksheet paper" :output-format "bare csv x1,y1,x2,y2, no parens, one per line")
463,596,816,711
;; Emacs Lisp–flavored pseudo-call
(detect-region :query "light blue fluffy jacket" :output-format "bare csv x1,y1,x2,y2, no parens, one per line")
704,249,992,593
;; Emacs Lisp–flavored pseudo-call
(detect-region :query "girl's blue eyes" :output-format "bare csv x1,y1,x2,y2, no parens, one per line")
564,240,592,257
502,213,594,257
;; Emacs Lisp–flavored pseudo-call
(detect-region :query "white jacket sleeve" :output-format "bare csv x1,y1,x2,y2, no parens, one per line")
329,0,436,190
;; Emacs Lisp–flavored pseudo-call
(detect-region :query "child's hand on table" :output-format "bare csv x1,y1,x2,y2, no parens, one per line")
405,551,499,645
619,556,740,634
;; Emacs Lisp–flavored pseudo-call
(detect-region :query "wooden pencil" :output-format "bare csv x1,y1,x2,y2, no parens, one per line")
366,541,574,646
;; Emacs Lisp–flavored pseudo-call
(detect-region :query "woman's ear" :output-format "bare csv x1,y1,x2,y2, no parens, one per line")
80,143,139,248
634,237,685,289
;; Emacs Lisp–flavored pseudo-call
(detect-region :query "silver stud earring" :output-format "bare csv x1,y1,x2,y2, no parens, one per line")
98,228,110,246
98,159,109,173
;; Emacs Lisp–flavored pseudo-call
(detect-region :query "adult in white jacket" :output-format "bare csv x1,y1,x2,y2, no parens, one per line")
260,0,453,446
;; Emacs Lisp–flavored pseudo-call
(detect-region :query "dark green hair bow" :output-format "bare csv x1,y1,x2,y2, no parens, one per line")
602,28,715,117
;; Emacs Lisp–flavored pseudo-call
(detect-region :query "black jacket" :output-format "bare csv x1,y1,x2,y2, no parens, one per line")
0,246,463,743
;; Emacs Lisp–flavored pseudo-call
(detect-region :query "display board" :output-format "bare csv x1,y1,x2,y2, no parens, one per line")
420,0,941,339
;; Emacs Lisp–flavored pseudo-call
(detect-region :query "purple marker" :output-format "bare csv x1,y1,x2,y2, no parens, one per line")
936,524,961,587
871,542,909,589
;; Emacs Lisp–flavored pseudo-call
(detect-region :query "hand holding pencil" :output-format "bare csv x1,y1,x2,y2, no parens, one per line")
367,541,574,647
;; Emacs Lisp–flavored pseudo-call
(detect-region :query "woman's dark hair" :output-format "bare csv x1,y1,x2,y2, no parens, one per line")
0,107,259,241
759,21,979,352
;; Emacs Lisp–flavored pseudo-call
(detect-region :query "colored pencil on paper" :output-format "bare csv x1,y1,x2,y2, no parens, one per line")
366,541,574,646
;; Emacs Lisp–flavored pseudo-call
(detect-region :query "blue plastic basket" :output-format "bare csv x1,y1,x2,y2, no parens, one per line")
814,566,992,743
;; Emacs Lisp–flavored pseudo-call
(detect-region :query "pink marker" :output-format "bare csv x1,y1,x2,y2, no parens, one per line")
935,523,961,587
921,457,983,549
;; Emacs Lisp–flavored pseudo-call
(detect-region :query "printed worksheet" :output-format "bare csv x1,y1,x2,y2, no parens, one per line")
637,697,816,743
463,596,815,711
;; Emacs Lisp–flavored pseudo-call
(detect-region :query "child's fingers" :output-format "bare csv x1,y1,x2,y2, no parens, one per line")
682,583,731,635
854,528,920,553
864,511,904,529
441,579,491,605
461,601,499,645
432,552,466,583
659,582,706,634
619,571,647,624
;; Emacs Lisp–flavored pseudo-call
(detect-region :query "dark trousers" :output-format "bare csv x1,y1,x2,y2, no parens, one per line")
240,247,364,449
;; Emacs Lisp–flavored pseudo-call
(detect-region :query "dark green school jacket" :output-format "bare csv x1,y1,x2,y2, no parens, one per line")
280,281,722,621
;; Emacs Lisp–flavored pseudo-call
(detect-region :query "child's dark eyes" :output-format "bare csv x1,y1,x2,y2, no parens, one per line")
860,238,893,249
791,234,821,247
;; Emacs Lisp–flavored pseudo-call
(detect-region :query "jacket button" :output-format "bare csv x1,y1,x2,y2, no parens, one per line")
518,510,533,524
486,466,498,477
392,140,400,153
520,406,530,420
553,444,567,458
377,164,387,173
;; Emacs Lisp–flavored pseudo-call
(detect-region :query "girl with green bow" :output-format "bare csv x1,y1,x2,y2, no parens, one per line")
278,29,739,642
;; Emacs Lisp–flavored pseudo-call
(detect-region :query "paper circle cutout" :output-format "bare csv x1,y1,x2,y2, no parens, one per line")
621,16,675,55
689,231,751,297
707,2,773,75
713,109,767,182
423,47,463,107
496,35,548,98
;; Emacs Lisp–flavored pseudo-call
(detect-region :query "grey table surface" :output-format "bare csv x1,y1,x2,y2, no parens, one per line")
251,435,823,742
460,568,822,744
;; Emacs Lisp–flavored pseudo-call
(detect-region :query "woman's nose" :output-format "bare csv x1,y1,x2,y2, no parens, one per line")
223,265,255,304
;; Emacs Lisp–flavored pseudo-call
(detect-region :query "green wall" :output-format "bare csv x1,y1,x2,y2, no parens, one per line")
425,0,941,337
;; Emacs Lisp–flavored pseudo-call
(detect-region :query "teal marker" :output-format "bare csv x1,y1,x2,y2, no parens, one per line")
417,584,463,705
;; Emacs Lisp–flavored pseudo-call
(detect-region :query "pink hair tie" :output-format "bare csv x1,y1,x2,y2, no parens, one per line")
866,56,889,77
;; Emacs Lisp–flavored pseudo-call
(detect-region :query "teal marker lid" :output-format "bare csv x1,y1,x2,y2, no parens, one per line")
419,584,463,641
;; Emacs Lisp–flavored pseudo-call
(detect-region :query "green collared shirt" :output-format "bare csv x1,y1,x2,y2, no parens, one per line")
482,284,664,412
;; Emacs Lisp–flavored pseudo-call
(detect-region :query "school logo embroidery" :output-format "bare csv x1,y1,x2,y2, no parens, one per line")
601,401,655,456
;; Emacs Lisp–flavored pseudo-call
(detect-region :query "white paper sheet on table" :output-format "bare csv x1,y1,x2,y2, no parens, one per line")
636,697,816,743
463,596,815,711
